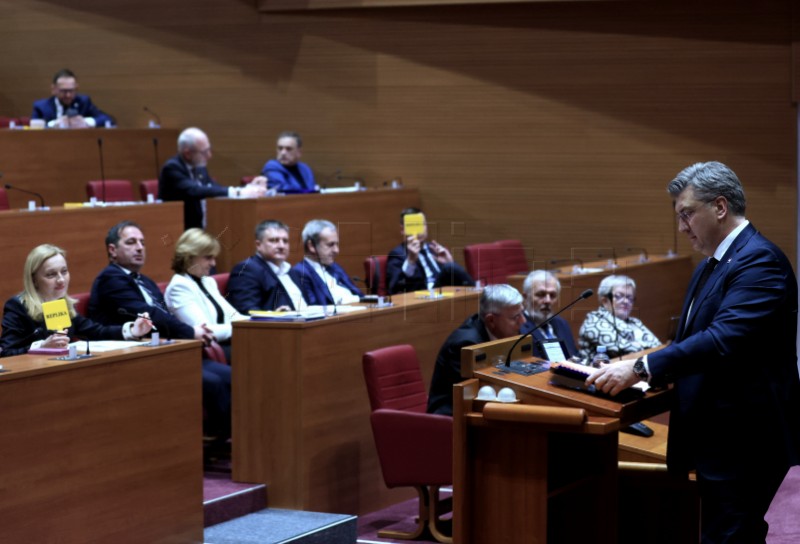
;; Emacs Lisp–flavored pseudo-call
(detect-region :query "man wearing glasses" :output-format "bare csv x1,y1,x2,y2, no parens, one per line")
588,161,800,542
159,127,266,229
31,68,114,128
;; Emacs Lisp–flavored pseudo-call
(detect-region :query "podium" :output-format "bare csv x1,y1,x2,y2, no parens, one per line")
452,337,698,544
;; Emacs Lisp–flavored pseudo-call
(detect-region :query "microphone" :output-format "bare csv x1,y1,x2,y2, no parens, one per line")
152,137,161,180
143,106,161,128
625,247,649,263
97,137,106,203
4,183,45,208
595,248,617,269
504,288,594,367
325,169,343,184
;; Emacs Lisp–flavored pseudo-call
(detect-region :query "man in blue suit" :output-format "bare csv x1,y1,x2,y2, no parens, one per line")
260,131,316,193
588,162,800,542
31,69,113,128
159,127,265,229
292,219,363,306
520,270,577,360
227,219,307,313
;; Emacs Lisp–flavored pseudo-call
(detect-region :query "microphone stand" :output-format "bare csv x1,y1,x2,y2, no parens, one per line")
504,288,594,369
97,137,106,203
4,183,46,209
548,258,585,274
624,247,649,263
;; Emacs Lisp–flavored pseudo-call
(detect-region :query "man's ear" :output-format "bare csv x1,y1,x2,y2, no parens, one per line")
306,239,317,255
482,313,496,335
713,196,729,220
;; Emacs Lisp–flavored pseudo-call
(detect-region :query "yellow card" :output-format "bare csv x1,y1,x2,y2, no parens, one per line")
42,298,72,331
403,213,426,237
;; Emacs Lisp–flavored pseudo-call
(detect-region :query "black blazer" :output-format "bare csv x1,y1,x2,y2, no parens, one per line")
227,256,305,313
520,314,577,360
427,313,490,415
31,95,113,126
88,264,194,339
158,154,229,230
0,296,123,357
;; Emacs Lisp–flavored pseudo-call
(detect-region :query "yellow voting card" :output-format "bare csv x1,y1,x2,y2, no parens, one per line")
403,213,426,237
42,298,72,331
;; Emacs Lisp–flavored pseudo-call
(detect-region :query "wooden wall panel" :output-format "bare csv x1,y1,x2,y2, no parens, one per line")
0,0,795,274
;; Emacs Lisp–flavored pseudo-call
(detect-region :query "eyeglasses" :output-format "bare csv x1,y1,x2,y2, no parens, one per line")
676,208,697,223
611,292,635,302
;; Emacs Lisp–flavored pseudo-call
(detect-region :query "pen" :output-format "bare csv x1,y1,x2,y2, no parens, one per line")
136,313,158,331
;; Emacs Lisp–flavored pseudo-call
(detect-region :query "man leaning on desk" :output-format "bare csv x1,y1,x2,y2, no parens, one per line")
31,68,113,129
159,127,266,230
587,161,800,543
260,131,317,193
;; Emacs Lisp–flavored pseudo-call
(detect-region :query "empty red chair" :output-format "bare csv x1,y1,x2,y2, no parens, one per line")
496,239,530,276
139,179,159,201
363,345,452,543
86,180,135,202
0,188,9,211
72,292,90,316
463,241,508,285
211,273,230,297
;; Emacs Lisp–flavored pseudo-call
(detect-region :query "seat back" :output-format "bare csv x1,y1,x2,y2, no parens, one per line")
241,175,255,186
211,273,230,297
464,241,508,285
204,341,228,364
496,239,530,275
363,255,389,296
0,188,9,211
72,292,90,316
139,179,159,201
86,180,135,202
363,344,428,413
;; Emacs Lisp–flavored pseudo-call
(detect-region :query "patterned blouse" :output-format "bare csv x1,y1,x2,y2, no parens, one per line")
577,306,661,361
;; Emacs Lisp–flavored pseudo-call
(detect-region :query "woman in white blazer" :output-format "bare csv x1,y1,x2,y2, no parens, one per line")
165,228,246,363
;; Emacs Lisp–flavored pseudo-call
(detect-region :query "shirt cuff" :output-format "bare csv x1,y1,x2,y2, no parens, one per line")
642,354,652,383
227,187,241,198
84,117,97,127
122,321,138,340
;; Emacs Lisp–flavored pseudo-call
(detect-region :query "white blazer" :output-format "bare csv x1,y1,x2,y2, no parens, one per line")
164,273,246,342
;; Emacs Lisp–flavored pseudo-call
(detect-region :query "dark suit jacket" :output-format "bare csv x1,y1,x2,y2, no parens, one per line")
648,223,800,477
88,264,194,339
260,159,316,193
158,154,229,229
31,95,113,126
291,259,363,306
227,255,305,313
387,242,474,294
427,313,490,415
520,314,577,360
0,296,123,357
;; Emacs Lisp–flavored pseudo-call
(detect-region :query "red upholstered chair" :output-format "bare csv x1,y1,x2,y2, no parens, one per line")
72,292,90,316
156,281,169,294
0,116,14,128
139,179,159,201
496,239,530,276
211,273,230,297
0,188,9,211
86,180,135,202
363,255,389,296
463,241,509,285
363,345,453,543
240,176,255,186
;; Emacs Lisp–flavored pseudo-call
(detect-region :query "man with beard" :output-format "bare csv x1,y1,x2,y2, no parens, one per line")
520,270,577,360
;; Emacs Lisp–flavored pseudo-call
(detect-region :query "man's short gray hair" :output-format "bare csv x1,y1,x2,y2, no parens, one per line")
302,219,336,248
177,127,207,152
479,284,523,316
667,161,746,216
597,275,636,299
522,270,560,296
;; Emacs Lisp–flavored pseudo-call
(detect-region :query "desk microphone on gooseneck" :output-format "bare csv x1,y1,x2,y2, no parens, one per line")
4,183,46,208
504,288,594,367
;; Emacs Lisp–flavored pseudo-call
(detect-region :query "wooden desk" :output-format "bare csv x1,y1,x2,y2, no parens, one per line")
508,254,694,341
0,128,178,207
206,188,421,274
0,340,203,543
0,202,184,304
232,287,480,514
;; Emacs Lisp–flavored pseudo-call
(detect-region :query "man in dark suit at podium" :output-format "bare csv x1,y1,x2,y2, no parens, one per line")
427,284,525,416
31,68,113,128
260,131,316,193
588,161,800,543
292,219,363,306
520,269,577,360
387,207,474,294
227,219,307,313
159,127,266,229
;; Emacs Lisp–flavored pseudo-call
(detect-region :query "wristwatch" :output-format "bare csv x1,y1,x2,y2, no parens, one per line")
632,356,649,381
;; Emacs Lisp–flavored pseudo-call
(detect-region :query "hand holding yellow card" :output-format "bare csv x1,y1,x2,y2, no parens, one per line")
403,212,426,238
42,298,72,331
